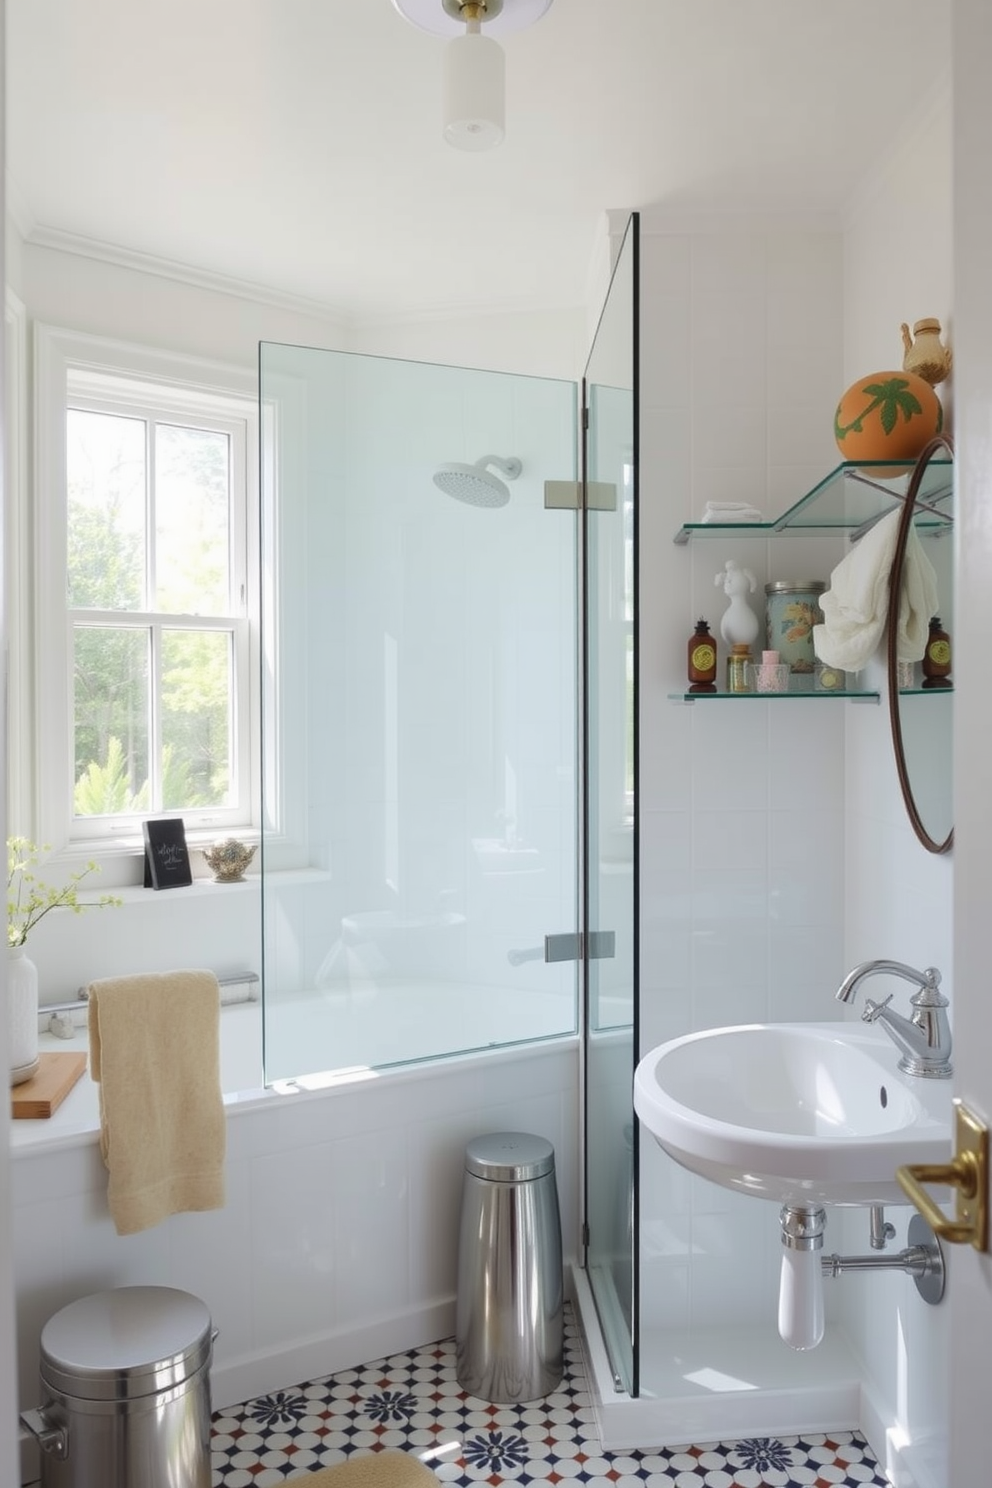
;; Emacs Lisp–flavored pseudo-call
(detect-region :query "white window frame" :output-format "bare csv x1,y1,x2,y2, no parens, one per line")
29,325,261,868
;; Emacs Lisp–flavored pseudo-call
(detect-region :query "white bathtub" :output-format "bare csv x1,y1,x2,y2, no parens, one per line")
10,1018,580,1426
11,980,578,1151
11,998,268,1152
263,979,577,1082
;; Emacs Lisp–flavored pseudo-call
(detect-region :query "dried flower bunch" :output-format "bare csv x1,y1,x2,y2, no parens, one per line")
7,837,121,947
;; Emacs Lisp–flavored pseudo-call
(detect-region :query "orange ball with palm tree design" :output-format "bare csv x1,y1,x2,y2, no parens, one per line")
833,369,943,474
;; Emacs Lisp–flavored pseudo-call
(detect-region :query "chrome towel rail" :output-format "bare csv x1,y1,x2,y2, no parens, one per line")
41,971,260,1020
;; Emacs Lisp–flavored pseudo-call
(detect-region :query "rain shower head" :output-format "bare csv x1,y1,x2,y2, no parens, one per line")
433,454,522,507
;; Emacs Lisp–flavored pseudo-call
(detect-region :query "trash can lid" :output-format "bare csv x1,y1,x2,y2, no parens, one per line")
465,1131,555,1182
40,1286,213,1401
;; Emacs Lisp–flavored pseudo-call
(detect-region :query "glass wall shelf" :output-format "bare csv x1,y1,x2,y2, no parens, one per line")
673,458,953,545
669,689,881,704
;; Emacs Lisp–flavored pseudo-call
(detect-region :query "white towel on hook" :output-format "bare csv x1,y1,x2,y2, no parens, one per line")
813,507,939,671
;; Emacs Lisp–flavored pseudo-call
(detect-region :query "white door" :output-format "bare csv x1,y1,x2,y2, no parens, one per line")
947,4,992,1479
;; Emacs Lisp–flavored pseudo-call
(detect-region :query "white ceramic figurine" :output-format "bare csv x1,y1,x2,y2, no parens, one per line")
714,560,760,648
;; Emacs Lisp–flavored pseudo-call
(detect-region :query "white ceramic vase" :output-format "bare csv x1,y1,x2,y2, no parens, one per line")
8,945,40,1085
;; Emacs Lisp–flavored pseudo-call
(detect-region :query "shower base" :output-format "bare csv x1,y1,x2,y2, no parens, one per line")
571,1265,863,1452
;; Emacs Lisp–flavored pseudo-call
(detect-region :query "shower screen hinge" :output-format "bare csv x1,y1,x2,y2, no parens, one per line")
544,931,616,963
545,480,581,510
543,480,618,511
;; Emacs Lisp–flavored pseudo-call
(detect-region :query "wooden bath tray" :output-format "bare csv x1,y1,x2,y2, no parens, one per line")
11,1052,87,1119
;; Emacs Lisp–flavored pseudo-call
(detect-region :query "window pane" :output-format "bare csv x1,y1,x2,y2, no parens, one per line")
156,425,231,615
67,410,146,610
161,629,233,809
73,627,150,815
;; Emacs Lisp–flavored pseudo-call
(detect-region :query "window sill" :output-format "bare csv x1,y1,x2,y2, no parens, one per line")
74,865,330,905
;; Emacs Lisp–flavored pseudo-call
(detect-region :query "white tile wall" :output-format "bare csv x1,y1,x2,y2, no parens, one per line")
262,347,580,1068
837,77,953,1474
637,80,954,1464
637,222,848,1382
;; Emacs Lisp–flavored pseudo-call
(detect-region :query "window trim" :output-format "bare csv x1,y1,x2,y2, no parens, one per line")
29,325,261,870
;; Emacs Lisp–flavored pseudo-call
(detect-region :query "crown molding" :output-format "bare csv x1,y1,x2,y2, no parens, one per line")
23,223,353,329
20,221,590,331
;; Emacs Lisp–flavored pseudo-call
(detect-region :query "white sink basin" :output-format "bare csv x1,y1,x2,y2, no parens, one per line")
633,1021,952,1207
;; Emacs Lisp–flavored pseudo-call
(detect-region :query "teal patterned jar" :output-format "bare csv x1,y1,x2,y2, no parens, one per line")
764,581,826,681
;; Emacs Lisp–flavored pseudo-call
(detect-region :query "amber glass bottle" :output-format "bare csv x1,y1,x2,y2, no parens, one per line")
921,616,952,689
687,619,717,693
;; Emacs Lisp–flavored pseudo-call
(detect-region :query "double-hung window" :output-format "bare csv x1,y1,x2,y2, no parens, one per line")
31,328,259,861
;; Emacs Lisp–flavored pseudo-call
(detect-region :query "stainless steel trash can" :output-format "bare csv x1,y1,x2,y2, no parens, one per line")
22,1285,214,1488
455,1131,563,1403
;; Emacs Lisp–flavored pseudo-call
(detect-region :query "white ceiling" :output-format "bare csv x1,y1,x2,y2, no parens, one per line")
7,0,950,324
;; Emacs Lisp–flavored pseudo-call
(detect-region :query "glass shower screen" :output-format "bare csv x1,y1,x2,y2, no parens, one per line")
259,344,579,1082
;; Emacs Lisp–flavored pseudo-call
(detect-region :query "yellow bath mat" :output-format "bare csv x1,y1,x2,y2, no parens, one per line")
298,1450,440,1488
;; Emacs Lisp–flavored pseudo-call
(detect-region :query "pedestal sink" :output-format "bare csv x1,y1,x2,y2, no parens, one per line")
633,1021,952,1208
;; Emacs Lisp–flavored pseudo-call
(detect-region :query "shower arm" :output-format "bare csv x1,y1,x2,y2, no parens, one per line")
478,455,522,478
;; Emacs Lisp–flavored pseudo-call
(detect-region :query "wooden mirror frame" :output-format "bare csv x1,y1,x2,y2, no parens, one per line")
885,433,954,854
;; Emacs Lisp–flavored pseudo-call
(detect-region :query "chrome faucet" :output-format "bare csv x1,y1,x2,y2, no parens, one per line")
835,959,952,1079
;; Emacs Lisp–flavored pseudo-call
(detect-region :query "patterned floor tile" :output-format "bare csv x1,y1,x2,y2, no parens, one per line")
211,1314,888,1487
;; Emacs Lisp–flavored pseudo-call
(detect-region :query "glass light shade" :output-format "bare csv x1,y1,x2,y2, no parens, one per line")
442,31,505,150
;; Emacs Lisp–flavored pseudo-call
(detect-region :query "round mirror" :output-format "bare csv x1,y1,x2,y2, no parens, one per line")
886,435,954,853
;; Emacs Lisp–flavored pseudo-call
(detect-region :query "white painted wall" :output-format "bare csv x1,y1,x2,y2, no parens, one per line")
948,8,992,1480
351,304,587,380
5,230,586,1484
837,80,953,1488
0,3,22,1479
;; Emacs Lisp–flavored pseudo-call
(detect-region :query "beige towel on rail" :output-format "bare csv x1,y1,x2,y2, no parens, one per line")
88,970,226,1236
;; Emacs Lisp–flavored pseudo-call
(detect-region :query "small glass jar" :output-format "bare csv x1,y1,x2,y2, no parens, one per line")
896,659,916,690
726,643,753,693
814,661,847,693
751,661,791,694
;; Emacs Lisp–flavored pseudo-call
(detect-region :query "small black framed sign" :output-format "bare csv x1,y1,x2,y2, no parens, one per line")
143,818,193,890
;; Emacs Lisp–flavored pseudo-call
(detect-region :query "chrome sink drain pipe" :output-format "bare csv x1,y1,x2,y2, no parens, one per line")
869,1204,896,1249
779,1206,946,1349
821,1213,945,1305
778,1205,826,1351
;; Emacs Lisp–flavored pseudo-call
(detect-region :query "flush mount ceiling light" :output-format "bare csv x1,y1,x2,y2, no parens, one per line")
392,0,554,152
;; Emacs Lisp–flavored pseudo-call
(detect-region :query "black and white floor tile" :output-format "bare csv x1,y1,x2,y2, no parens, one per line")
211,1313,888,1487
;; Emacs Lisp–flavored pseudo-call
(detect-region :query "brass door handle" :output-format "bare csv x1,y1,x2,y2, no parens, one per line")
896,1099,988,1252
